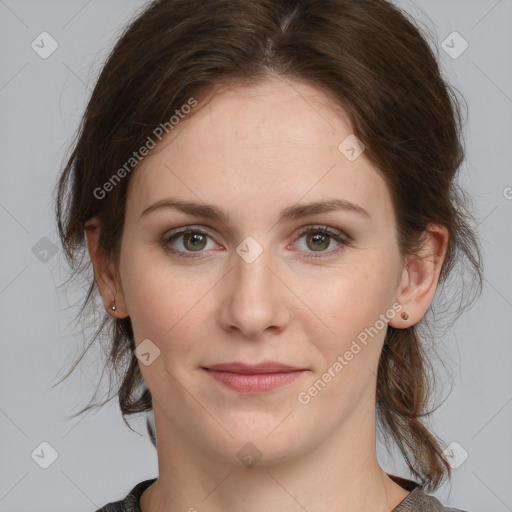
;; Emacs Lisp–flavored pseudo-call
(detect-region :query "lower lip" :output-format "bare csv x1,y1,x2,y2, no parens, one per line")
204,369,305,393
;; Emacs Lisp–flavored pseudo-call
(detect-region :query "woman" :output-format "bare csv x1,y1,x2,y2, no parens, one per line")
54,0,482,510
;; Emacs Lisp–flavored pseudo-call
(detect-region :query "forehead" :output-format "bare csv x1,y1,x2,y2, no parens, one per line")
164,78,355,152
127,78,393,227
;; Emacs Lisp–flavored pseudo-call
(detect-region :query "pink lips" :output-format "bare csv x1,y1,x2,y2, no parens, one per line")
203,361,306,393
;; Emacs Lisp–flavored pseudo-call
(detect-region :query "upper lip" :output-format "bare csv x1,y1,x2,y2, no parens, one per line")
204,361,305,374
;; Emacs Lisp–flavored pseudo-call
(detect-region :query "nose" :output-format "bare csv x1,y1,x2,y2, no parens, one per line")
218,243,290,339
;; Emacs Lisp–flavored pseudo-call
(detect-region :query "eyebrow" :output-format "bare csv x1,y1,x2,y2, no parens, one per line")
140,197,371,223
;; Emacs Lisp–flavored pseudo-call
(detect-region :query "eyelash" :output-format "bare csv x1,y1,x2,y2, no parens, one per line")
161,225,351,260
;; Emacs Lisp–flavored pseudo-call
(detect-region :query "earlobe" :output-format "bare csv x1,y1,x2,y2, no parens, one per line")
84,216,129,318
388,224,449,329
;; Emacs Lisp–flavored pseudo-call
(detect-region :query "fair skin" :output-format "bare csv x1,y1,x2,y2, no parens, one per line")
85,77,448,512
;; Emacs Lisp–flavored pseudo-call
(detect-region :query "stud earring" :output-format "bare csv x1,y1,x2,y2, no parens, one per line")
111,299,117,312
400,310,409,320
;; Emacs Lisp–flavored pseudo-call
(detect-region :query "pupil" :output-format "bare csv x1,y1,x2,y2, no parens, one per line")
186,233,205,251
309,233,328,251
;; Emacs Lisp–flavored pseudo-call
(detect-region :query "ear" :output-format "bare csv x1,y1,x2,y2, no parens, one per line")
388,223,449,328
84,216,129,318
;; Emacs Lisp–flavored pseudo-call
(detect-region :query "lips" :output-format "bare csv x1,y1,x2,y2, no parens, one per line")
202,361,307,393
204,361,305,374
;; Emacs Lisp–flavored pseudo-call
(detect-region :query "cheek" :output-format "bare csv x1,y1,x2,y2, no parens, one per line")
302,258,396,370
120,254,212,393
297,278,390,411
119,242,221,361
119,243,181,339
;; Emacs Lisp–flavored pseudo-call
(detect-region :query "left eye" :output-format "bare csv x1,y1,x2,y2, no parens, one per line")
292,226,350,257
162,226,350,259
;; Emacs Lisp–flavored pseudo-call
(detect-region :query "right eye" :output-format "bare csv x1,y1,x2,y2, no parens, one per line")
162,227,220,258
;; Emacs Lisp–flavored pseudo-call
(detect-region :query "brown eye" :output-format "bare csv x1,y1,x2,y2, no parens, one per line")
294,226,351,259
305,231,330,251
181,231,208,251
163,228,216,258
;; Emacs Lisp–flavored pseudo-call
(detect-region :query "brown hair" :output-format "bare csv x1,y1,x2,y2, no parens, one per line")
54,0,483,492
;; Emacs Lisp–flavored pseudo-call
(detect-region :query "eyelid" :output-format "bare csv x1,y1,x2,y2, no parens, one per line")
294,225,351,243
162,224,217,240
162,224,350,242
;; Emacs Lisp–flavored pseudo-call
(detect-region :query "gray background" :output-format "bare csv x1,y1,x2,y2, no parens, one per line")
0,1,511,511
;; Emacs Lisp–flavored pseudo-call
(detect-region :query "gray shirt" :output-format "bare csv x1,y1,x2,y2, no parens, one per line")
94,475,467,512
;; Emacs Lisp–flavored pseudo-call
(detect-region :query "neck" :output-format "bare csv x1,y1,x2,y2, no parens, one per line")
140,396,410,512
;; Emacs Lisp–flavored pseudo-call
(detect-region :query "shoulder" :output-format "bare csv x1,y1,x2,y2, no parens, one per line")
393,487,469,512
93,478,157,512
387,475,468,512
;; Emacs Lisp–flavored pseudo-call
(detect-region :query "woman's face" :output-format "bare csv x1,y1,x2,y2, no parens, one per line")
117,77,406,464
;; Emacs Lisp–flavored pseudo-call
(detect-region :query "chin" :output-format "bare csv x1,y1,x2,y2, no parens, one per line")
201,422,312,469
